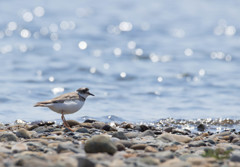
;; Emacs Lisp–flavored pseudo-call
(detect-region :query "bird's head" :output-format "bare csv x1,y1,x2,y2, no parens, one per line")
76,87,94,98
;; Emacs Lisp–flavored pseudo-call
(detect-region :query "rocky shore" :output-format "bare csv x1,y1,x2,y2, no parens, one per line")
0,119,240,167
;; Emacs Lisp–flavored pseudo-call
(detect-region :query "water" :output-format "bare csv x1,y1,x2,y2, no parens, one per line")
0,0,240,123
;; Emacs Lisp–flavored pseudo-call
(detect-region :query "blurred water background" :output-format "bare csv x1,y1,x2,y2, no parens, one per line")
0,0,240,123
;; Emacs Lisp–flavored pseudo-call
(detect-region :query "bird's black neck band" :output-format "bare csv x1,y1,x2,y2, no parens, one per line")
78,94,86,101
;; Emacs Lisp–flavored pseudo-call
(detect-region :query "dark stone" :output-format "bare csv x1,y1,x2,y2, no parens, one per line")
154,131,162,135
66,120,80,127
140,125,149,132
197,124,206,132
188,141,206,147
115,142,125,151
102,125,116,131
84,119,96,123
172,130,188,135
121,123,134,129
163,127,174,133
78,157,95,167
84,135,117,155
112,132,128,140
76,128,90,133
207,139,216,145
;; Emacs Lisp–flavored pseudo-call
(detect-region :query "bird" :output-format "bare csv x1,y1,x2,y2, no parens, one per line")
34,87,94,131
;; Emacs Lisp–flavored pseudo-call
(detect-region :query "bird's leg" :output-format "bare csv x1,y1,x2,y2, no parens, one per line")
61,113,74,132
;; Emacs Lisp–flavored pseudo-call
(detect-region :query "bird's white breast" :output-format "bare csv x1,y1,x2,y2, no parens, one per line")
48,100,84,114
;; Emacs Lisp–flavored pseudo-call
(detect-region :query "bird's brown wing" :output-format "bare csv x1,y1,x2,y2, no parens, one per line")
34,92,79,107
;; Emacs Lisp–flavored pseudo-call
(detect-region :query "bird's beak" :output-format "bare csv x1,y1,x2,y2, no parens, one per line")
88,92,95,96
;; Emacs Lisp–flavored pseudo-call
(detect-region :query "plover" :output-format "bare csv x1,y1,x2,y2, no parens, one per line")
34,87,94,131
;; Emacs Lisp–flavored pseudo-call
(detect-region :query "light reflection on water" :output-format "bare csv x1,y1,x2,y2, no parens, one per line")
0,0,240,124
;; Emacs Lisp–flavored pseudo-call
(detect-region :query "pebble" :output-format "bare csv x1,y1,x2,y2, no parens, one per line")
197,124,206,132
130,144,147,150
66,120,80,127
76,128,90,133
157,133,192,143
144,146,158,152
139,129,155,137
84,135,117,155
188,141,207,147
0,132,18,142
78,157,95,167
16,128,31,139
112,132,128,140
115,142,125,151
84,119,96,123
12,143,28,153
139,156,160,165
230,150,240,162
102,124,116,131
125,132,139,139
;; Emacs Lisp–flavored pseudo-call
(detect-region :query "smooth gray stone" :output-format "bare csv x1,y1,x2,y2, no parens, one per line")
78,157,95,167
84,135,117,155
0,132,18,142
230,150,240,162
112,132,128,140
139,130,155,137
16,128,31,139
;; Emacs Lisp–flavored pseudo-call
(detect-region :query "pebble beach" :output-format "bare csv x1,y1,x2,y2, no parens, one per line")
0,119,240,167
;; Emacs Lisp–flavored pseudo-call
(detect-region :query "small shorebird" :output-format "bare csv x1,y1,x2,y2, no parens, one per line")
34,87,94,131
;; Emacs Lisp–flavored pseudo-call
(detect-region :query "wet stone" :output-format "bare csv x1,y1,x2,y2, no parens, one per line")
197,124,206,132
102,124,116,131
84,119,96,123
76,128,90,133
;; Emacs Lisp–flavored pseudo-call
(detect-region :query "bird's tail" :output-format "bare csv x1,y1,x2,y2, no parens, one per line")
34,101,51,107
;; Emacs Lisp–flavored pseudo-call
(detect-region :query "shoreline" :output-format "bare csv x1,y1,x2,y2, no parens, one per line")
0,119,240,167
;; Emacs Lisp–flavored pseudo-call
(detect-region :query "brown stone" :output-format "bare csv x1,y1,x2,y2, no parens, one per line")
144,146,158,153
130,144,147,150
